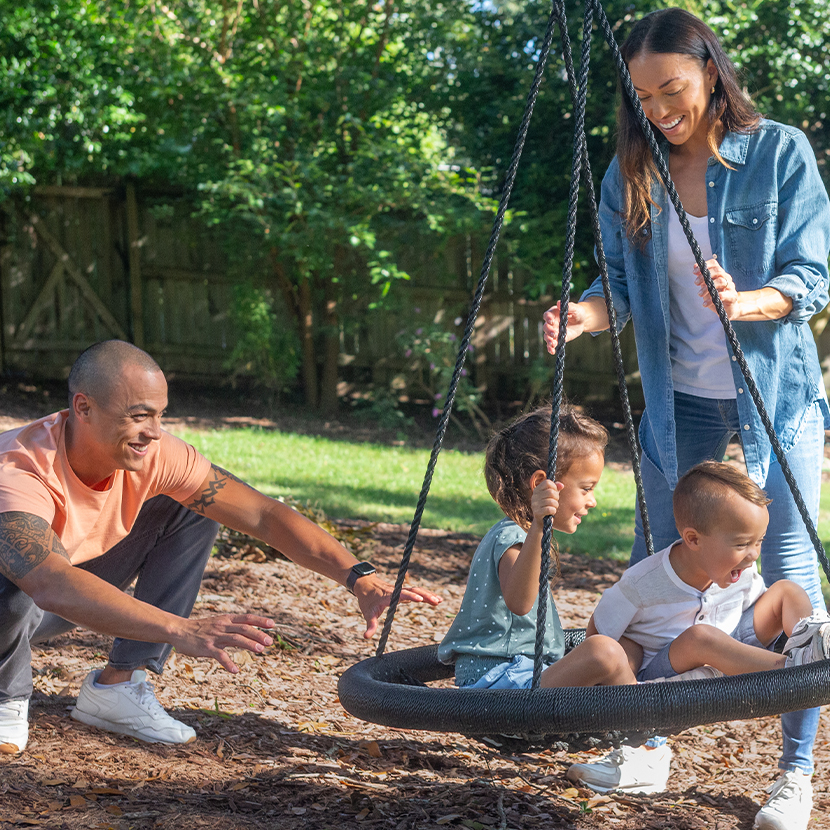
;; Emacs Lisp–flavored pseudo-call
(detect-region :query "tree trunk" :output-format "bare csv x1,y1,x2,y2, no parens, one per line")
319,273,340,415
270,247,319,410
297,276,319,409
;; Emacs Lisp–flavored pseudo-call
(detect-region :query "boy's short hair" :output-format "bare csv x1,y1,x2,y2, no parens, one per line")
672,461,771,534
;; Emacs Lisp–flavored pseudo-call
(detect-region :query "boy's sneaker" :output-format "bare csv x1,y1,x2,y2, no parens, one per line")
783,611,830,654
753,770,812,830
0,699,29,754
566,744,672,794
71,670,196,744
785,627,830,668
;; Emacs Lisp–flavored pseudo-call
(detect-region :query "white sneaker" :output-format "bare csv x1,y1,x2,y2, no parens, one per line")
785,626,830,668
0,699,28,754
71,670,196,744
643,666,725,683
566,744,672,794
783,611,830,654
753,770,812,830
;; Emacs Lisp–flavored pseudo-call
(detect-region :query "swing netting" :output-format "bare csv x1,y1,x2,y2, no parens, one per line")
337,0,830,752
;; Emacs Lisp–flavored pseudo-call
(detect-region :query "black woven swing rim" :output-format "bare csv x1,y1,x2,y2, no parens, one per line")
339,640,830,752
339,0,830,749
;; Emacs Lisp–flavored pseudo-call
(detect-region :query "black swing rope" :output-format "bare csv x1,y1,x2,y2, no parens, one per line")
339,0,830,751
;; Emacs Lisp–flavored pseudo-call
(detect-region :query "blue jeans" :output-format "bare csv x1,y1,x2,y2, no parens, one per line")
632,392,825,774
0,496,218,701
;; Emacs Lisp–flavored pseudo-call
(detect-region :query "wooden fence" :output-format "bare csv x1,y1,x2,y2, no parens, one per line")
0,184,641,405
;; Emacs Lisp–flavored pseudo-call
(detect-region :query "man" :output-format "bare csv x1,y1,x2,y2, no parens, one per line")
0,340,440,753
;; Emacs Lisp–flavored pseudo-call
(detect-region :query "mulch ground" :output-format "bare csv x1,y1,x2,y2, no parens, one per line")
2,386,830,830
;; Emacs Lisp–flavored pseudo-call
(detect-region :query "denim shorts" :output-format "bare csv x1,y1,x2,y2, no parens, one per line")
637,605,768,682
460,655,549,690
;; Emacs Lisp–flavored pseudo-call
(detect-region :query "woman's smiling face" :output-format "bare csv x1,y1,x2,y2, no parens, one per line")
627,51,718,151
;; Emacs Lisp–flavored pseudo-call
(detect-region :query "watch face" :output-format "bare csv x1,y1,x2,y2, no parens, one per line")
352,562,376,576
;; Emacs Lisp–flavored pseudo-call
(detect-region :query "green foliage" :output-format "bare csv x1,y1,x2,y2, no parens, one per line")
396,316,491,437
226,284,300,402
708,0,830,180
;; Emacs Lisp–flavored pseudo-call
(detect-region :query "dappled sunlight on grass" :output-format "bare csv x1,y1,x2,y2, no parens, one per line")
172,425,638,550
171,424,830,583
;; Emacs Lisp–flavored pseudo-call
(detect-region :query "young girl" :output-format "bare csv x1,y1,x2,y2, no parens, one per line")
438,404,638,690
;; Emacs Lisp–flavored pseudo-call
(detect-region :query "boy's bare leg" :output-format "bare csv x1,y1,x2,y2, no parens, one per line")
751,580,813,646
669,625,785,676
620,635,644,675
541,635,637,687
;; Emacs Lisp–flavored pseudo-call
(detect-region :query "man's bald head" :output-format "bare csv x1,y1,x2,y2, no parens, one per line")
68,341,162,406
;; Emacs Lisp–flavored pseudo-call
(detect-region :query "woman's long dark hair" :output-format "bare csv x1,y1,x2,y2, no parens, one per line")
617,8,760,243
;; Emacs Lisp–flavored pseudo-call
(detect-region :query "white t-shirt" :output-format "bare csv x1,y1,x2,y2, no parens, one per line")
667,210,737,398
592,543,766,670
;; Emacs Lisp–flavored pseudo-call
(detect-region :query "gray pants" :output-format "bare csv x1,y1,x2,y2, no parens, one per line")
0,496,218,701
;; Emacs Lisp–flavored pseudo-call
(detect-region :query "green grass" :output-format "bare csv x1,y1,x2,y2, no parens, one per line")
172,425,830,585
171,424,637,557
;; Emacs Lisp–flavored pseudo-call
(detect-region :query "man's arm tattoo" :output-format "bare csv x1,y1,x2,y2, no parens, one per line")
0,511,69,582
186,464,249,515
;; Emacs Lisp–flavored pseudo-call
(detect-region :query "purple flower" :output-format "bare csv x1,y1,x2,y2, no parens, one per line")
461,368,468,377
467,344,475,353
416,328,423,335
430,363,436,370
434,393,442,400
432,407,441,418
448,334,456,342
405,349,412,357
414,307,421,314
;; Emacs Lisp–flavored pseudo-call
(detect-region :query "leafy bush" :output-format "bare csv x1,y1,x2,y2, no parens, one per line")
226,284,300,405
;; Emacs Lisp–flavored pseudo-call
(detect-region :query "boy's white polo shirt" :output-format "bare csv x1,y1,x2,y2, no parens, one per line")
592,542,767,671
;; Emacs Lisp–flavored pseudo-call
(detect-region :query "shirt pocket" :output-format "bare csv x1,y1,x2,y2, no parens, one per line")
725,201,778,279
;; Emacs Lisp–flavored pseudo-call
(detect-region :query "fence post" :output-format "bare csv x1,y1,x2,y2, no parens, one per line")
125,180,144,348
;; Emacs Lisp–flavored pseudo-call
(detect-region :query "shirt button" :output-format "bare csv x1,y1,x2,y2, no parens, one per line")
698,615,705,621
708,181,715,187
738,387,744,394
732,355,737,361
710,217,715,223
752,218,758,224
744,424,750,431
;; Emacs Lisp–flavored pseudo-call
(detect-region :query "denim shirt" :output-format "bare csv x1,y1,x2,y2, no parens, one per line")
582,120,830,487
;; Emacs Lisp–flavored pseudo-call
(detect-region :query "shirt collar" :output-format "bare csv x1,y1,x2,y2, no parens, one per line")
657,129,750,167
716,130,750,165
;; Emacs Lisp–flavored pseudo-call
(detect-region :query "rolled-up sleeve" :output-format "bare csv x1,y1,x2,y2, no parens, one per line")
768,130,830,324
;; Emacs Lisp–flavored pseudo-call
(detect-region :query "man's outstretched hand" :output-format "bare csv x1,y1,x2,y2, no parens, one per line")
354,575,442,639
171,613,275,673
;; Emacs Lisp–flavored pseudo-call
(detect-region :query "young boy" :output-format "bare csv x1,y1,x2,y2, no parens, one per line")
588,461,830,680
568,461,829,808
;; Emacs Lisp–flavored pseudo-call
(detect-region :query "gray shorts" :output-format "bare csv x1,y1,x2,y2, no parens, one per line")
637,605,770,682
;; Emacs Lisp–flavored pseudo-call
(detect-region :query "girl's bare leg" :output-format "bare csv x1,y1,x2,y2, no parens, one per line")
541,635,637,688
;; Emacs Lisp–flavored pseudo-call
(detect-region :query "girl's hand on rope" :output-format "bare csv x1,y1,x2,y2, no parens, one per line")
353,574,442,640
694,258,740,318
542,302,590,353
530,477,563,523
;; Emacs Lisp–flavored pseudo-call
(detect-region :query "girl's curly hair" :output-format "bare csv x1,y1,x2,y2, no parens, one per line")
484,403,608,530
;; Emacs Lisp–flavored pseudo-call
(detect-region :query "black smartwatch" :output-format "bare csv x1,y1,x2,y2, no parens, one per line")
346,561,377,594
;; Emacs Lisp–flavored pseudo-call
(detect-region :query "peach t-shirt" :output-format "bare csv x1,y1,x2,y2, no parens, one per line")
0,411,211,564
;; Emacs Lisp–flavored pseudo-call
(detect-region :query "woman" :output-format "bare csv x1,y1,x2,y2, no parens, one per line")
543,9,830,829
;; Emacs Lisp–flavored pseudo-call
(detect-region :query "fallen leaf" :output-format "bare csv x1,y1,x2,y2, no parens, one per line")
359,740,382,758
